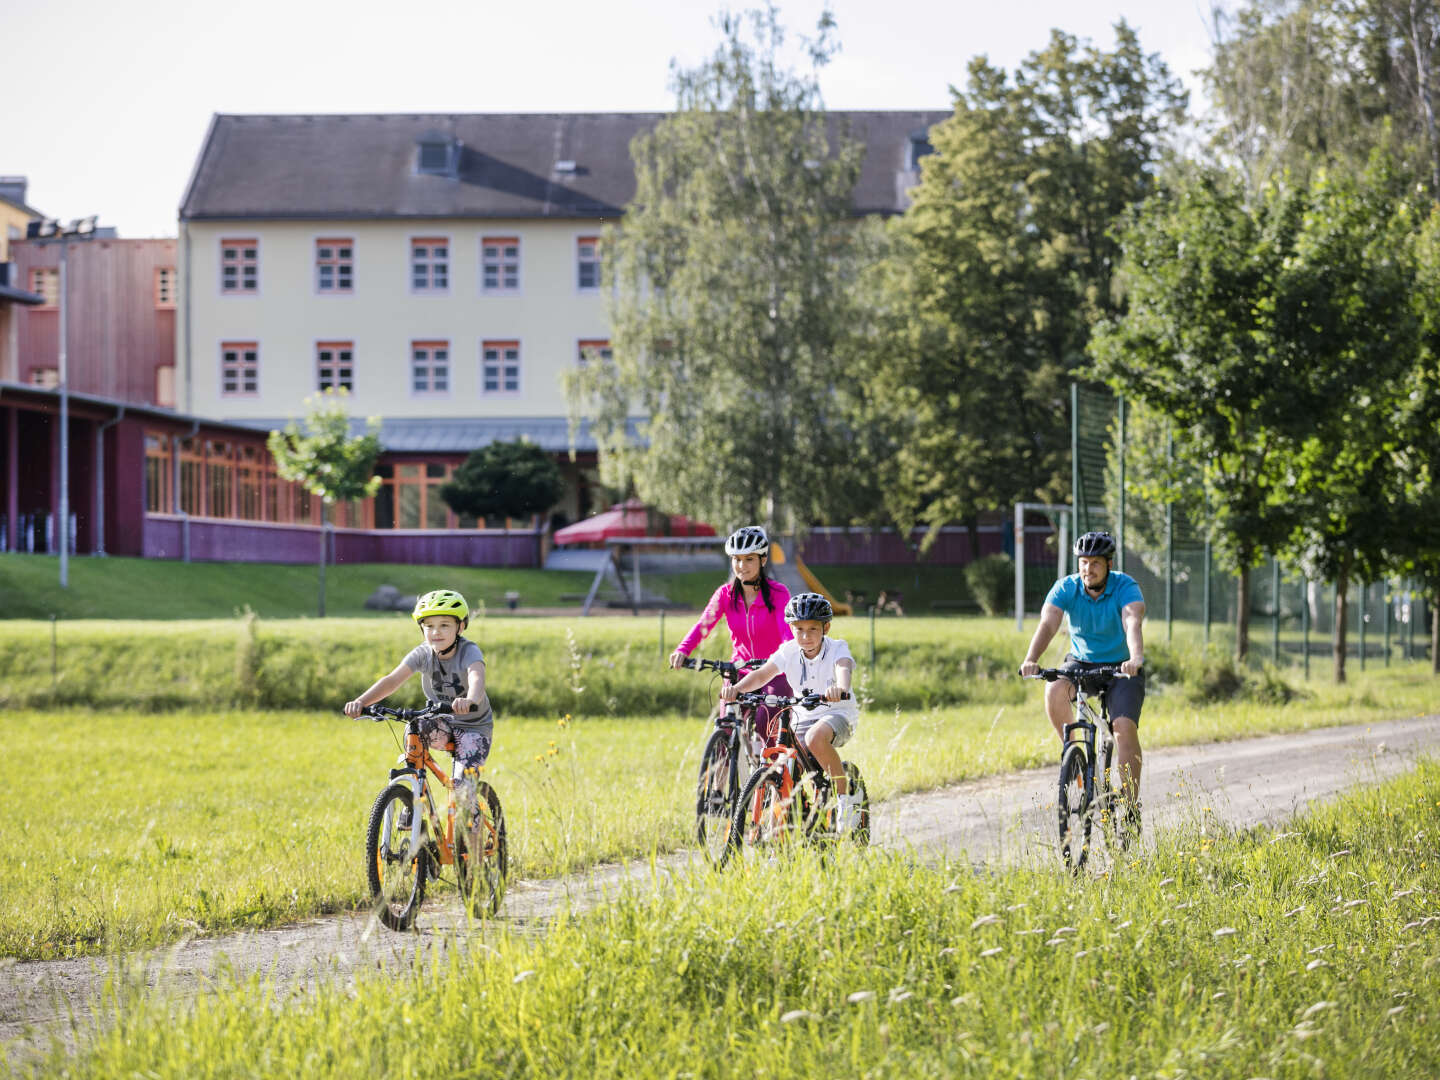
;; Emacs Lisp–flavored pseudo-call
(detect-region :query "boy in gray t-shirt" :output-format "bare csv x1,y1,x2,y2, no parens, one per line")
344,589,494,803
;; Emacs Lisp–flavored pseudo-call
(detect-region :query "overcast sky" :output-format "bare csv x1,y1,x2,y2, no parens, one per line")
2,0,1223,239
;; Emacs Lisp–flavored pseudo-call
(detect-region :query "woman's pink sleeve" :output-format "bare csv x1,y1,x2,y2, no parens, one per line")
676,586,726,655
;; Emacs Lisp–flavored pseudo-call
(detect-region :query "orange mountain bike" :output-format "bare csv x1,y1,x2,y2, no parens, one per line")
719,689,869,868
359,703,508,929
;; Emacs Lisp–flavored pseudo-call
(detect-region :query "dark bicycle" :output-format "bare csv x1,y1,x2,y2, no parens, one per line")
721,689,869,868
358,702,508,929
677,657,769,863
1022,667,1131,871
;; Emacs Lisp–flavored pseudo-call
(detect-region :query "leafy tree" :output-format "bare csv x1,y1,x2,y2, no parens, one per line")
1206,0,1440,192
867,24,1187,552
1271,164,1420,682
439,440,563,525
267,389,382,617
1090,167,1308,660
568,4,875,538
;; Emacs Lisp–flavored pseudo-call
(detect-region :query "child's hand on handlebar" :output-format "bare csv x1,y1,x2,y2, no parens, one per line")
1018,660,1040,678
718,682,739,703
823,685,847,703
451,696,476,714
343,700,367,718
669,650,689,670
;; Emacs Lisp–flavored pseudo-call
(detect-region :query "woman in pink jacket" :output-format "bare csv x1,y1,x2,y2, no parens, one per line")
669,525,793,742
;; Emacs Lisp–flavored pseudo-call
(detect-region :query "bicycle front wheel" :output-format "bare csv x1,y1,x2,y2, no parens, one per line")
843,761,871,847
456,781,508,917
365,783,428,930
696,729,739,865
721,767,794,868
1057,743,1093,872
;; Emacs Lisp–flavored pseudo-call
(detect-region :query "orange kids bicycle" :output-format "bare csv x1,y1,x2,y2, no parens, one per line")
360,703,508,929
720,689,870,868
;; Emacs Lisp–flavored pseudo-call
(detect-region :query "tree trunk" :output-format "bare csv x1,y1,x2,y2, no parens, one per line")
1236,563,1251,661
1333,565,1350,684
965,513,981,562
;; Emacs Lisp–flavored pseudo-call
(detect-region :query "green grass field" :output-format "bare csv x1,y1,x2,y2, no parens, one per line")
2,652,1434,962
15,759,1440,1078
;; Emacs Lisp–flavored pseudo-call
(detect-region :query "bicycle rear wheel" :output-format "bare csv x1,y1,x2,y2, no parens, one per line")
365,783,428,930
1057,744,1092,872
721,767,794,868
456,781,508,917
696,729,739,865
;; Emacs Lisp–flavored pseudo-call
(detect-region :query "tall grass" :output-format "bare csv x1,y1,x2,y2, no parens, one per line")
7,612,1419,716
18,759,1440,1078
2,651,1435,963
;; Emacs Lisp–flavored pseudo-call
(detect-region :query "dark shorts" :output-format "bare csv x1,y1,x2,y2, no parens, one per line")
1061,659,1144,726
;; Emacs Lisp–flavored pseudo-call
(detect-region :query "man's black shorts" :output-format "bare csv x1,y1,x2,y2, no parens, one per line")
1061,658,1145,726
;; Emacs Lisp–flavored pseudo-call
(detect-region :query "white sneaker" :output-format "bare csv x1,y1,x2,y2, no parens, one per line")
835,795,860,833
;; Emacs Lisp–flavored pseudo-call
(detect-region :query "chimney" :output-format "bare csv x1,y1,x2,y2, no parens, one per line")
0,176,28,207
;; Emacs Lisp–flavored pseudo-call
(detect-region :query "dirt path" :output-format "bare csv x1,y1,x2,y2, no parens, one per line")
5,713,1438,1063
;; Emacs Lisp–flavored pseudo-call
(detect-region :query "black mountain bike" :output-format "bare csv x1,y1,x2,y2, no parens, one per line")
721,689,869,868
678,657,768,863
1023,667,1131,871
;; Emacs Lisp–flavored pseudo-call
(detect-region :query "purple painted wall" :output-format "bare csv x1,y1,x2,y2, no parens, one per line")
801,524,1055,566
143,515,540,567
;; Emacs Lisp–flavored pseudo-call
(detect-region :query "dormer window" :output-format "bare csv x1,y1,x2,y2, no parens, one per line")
908,132,935,171
416,131,460,177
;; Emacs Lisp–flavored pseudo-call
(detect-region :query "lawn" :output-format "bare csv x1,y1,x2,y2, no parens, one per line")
17,757,1440,1077
2,651,1435,962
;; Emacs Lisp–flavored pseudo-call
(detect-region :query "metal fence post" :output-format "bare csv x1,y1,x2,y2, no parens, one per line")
869,604,877,669
1203,535,1212,653
1302,578,1310,680
1359,582,1368,671
1383,579,1391,666
1272,559,1280,664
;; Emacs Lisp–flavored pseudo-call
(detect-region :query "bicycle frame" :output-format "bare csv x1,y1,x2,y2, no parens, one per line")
369,703,484,871
737,692,841,836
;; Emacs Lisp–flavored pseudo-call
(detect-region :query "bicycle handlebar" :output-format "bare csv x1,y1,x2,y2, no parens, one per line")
358,702,453,723
1019,666,1130,682
733,689,852,709
677,657,767,678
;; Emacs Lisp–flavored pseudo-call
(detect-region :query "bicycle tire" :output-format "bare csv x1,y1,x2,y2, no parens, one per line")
456,781,508,917
1098,738,1118,851
365,783,428,931
843,761,871,846
721,766,793,868
696,729,739,865
1057,743,1092,872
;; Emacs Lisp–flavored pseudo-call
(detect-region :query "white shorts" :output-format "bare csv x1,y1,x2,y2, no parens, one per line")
794,710,855,749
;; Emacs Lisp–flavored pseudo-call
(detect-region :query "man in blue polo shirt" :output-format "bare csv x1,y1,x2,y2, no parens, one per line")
1019,530,1146,829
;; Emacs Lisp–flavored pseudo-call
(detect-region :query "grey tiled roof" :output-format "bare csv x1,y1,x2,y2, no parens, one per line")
180,111,949,221
233,415,640,453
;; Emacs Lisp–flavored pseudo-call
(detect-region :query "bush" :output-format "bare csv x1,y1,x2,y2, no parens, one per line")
963,554,1014,617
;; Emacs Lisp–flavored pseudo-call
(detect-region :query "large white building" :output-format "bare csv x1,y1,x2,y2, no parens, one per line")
177,111,945,533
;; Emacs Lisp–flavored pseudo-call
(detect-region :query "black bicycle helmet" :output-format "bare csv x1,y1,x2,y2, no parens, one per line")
1073,531,1117,559
784,591,833,623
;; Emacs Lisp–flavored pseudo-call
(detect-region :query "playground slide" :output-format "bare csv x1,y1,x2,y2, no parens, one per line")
767,541,853,616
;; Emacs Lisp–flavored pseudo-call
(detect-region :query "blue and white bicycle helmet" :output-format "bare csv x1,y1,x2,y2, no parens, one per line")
784,591,833,623
725,525,769,557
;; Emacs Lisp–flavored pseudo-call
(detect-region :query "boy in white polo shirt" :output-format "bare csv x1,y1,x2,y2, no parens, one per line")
719,592,863,832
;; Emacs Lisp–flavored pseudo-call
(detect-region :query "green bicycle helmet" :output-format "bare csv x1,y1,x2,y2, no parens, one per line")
413,589,470,625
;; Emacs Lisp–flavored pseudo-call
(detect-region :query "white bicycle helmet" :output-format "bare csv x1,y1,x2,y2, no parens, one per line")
724,525,769,557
